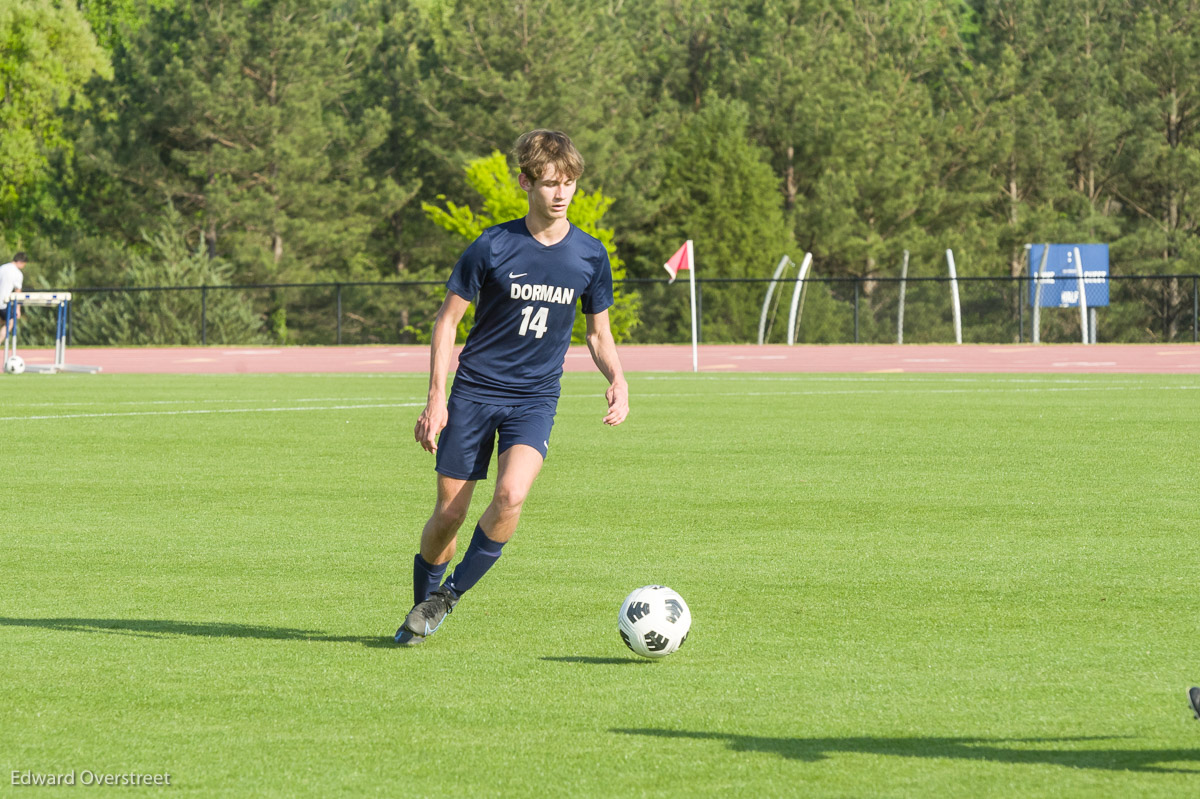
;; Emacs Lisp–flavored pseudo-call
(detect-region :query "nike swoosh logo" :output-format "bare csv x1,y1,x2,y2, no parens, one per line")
509,272,528,279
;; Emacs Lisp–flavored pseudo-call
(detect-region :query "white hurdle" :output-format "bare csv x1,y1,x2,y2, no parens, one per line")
4,292,101,374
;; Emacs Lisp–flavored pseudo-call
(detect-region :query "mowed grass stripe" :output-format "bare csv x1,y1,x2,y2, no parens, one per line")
1,372,1198,798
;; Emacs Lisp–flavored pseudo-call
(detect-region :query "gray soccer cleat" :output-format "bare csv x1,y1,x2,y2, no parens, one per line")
1189,687,1200,719
394,627,424,646
400,585,460,640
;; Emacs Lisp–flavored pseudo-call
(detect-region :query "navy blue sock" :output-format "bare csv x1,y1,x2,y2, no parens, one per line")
445,524,506,596
413,553,447,606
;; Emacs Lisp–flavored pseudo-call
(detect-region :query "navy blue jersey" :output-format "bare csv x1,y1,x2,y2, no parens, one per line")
446,218,614,403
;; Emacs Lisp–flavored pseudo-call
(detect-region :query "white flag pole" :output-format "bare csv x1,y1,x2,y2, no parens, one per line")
687,239,698,372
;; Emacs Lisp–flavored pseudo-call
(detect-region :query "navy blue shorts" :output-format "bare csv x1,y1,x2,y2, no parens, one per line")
435,394,558,481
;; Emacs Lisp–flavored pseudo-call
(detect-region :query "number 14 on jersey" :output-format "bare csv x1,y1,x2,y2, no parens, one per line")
518,305,549,338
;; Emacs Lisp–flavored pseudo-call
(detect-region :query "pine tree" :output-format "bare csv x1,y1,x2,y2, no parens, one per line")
643,95,792,342
1114,0,1200,339
79,0,414,283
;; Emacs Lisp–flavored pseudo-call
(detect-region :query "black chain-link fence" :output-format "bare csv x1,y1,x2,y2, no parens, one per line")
10,275,1200,347
625,275,1200,345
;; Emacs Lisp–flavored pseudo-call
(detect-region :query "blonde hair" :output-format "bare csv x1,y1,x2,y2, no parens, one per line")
513,130,584,182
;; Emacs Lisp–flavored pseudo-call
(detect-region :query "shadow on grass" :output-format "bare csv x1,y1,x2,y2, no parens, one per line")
541,656,649,665
0,616,388,646
612,728,1200,774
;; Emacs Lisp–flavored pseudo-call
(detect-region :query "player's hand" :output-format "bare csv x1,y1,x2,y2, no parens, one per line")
414,402,448,453
604,380,628,426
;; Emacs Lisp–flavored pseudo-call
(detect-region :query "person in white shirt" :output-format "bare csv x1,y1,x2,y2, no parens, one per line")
0,252,27,344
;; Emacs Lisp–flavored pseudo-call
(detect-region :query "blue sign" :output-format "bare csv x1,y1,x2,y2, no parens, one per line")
1028,244,1109,307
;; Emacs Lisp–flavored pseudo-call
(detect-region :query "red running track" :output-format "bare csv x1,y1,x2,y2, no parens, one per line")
10,343,1200,374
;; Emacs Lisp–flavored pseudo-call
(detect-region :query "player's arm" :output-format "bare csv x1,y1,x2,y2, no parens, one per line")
414,291,471,453
585,309,628,426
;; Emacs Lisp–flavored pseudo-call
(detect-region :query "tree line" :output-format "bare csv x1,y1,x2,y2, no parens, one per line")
1,0,1197,344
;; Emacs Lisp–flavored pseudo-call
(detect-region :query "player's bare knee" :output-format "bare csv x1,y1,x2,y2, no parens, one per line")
492,483,529,513
432,502,469,532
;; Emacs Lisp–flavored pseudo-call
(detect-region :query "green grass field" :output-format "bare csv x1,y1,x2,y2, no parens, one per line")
3,370,1199,797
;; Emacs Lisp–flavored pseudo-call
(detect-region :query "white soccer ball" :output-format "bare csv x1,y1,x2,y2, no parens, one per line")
618,585,691,659
4,355,24,375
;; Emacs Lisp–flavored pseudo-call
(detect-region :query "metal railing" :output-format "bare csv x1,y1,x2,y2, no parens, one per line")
12,274,1200,347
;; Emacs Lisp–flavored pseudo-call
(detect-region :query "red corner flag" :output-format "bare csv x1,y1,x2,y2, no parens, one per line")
663,242,690,284
664,240,699,372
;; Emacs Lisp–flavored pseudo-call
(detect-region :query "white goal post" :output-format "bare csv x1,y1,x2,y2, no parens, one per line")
757,255,794,345
757,253,813,345
945,249,962,345
1031,243,1049,344
1073,245,1090,345
786,252,814,346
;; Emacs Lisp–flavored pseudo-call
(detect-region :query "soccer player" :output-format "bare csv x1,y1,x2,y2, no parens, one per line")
0,252,27,344
395,130,628,646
